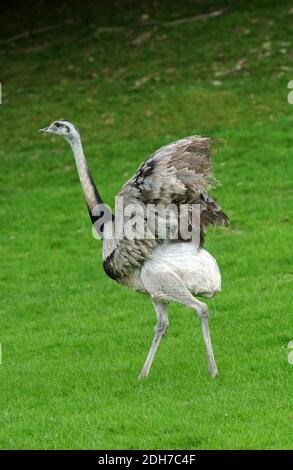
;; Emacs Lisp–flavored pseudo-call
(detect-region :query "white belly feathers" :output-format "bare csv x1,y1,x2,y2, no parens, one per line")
141,243,221,297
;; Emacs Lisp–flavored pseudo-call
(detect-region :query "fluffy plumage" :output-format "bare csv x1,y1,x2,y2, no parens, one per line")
42,121,229,379
103,136,229,280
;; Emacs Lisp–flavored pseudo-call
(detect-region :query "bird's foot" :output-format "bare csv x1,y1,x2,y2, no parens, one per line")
138,368,149,380
209,367,219,379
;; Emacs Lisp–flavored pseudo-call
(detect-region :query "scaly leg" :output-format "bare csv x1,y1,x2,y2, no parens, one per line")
138,301,169,380
167,289,219,378
195,301,219,378
141,268,218,378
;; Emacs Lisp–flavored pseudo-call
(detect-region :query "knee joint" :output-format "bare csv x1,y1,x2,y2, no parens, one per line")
157,320,168,334
197,304,208,318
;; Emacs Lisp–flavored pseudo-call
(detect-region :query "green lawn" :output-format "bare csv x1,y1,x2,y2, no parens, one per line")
0,0,292,449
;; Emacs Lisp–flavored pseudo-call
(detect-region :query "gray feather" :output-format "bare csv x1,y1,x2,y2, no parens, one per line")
104,136,229,280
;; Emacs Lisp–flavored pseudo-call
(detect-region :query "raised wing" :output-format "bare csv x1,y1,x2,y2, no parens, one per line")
120,136,213,204
103,136,229,281
119,135,229,236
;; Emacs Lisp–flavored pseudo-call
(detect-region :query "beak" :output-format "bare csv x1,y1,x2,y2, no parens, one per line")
39,127,49,133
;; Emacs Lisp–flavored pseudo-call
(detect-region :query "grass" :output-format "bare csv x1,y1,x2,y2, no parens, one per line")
0,0,293,450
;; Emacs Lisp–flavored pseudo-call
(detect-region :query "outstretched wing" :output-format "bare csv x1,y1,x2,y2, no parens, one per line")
119,135,229,234
120,136,213,204
103,136,229,281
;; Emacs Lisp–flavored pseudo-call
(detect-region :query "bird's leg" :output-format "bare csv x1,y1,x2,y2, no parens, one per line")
140,269,218,378
192,299,218,378
163,284,218,378
151,279,218,378
138,301,169,380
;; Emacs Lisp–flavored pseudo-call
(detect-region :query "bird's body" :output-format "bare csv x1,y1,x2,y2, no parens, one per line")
102,135,228,282
40,121,229,379
115,243,221,299
142,243,221,298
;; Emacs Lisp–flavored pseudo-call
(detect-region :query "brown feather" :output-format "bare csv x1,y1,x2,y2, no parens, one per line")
104,136,229,279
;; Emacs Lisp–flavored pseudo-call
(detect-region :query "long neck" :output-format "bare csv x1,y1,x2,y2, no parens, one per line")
69,136,113,238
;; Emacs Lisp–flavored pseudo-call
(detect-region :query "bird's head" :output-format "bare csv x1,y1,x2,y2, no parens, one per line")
39,120,80,142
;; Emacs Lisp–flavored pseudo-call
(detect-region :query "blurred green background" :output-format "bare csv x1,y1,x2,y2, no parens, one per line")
0,0,292,449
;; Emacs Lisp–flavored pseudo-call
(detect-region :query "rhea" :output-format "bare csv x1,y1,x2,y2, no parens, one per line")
40,120,229,379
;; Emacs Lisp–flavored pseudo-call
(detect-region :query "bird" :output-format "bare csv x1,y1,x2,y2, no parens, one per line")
40,120,229,379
